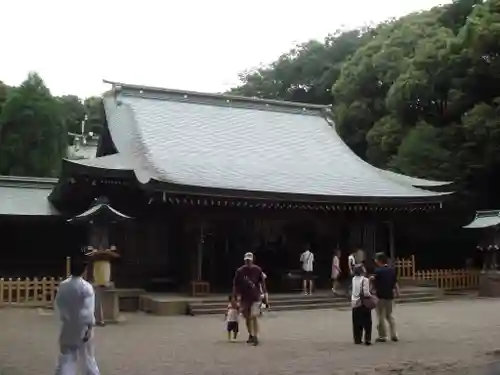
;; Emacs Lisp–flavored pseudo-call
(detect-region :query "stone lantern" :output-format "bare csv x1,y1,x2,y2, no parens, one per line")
68,196,132,324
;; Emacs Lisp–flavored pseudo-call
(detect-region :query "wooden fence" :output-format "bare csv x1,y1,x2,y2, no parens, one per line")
394,255,480,291
0,257,77,307
0,277,64,307
414,269,480,290
394,255,416,279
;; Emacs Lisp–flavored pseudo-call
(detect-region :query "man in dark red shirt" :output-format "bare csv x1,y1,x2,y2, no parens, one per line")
232,252,268,345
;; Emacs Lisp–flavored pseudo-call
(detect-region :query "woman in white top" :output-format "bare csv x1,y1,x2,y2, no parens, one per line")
331,249,341,294
351,265,373,345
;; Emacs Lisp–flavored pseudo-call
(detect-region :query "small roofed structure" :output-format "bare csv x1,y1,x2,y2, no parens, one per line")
68,196,132,224
464,210,500,272
463,210,500,229
67,196,132,253
68,197,132,314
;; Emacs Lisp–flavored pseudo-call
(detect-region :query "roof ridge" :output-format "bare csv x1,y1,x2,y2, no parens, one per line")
476,210,500,216
0,175,58,188
103,80,330,112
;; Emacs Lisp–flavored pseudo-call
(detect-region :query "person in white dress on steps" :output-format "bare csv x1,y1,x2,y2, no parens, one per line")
331,249,341,294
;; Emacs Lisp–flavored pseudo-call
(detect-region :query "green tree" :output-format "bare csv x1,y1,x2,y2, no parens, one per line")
366,115,407,166
437,0,485,34
59,95,86,135
228,0,500,208
83,96,105,136
0,81,9,112
459,100,500,175
389,122,455,180
229,28,375,104
333,9,449,159
0,72,67,177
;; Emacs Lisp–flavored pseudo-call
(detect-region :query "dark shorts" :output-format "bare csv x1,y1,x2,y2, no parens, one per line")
302,270,313,281
227,321,239,332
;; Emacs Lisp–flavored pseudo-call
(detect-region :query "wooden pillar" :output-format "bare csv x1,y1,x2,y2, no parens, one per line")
196,222,205,282
362,222,376,261
388,221,395,260
190,219,210,295
348,223,362,249
65,256,71,277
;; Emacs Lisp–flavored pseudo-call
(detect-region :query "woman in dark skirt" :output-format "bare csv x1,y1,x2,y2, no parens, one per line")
350,265,373,345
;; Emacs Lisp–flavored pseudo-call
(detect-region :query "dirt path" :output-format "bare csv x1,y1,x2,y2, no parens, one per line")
1,299,499,374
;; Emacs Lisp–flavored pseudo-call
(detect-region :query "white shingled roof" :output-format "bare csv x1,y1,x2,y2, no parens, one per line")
0,177,59,216
100,82,451,202
375,168,452,188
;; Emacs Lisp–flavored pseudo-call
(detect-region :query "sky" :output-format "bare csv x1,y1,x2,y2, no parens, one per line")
1,0,450,98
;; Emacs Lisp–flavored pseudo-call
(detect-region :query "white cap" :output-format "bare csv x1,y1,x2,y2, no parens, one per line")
244,252,254,261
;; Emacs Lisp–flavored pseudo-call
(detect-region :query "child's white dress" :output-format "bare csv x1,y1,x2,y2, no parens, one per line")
226,305,239,334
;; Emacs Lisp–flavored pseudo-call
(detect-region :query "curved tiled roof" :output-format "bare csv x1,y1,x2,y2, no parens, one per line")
0,176,59,216
464,210,500,229
375,168,452,188
99,81,452,203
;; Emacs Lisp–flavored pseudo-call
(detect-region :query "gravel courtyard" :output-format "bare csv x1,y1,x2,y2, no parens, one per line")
1,299,500,375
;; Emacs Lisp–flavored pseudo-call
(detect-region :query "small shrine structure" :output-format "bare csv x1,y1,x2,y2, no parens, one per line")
68,196,132,323
464,209,500,296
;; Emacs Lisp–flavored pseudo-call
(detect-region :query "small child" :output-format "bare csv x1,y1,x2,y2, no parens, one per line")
225,295,239,341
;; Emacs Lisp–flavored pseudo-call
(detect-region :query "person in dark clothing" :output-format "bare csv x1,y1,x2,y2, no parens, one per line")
232,252,268,346
372,252,399,342
351,265,372,345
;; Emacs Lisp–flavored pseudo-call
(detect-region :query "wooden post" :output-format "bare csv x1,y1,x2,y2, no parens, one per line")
388,221,395,261
66,256,71,277
197,222,205,282
33,278,39,303
411,254,416,279
0,278,4,304
7,278,13,305
49,278,56,302
15,278,21,303
43,278,48,304
24,278,30,303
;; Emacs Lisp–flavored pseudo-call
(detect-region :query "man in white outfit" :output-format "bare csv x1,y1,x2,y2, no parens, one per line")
300,247,315,295
54,258,100,375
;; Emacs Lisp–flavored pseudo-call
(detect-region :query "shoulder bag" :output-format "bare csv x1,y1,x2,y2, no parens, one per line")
360,278,378,310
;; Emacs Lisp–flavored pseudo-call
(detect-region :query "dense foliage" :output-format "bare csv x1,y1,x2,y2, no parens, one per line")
0,73,105,177
1,0,499,209
231,0,500,209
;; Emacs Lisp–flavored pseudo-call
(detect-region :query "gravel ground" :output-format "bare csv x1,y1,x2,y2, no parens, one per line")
0,299,500,375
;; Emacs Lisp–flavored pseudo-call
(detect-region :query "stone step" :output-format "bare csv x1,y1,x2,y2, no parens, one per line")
189,294,441,315
189,291,436,309
400,279,439,288
174,287,438,303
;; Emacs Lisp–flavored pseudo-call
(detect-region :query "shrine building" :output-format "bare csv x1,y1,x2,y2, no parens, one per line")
0,81,454,293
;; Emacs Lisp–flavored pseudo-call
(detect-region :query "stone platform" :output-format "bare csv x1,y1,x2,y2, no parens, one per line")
478,271,500,297
138,286,445,316
97,288,145,322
